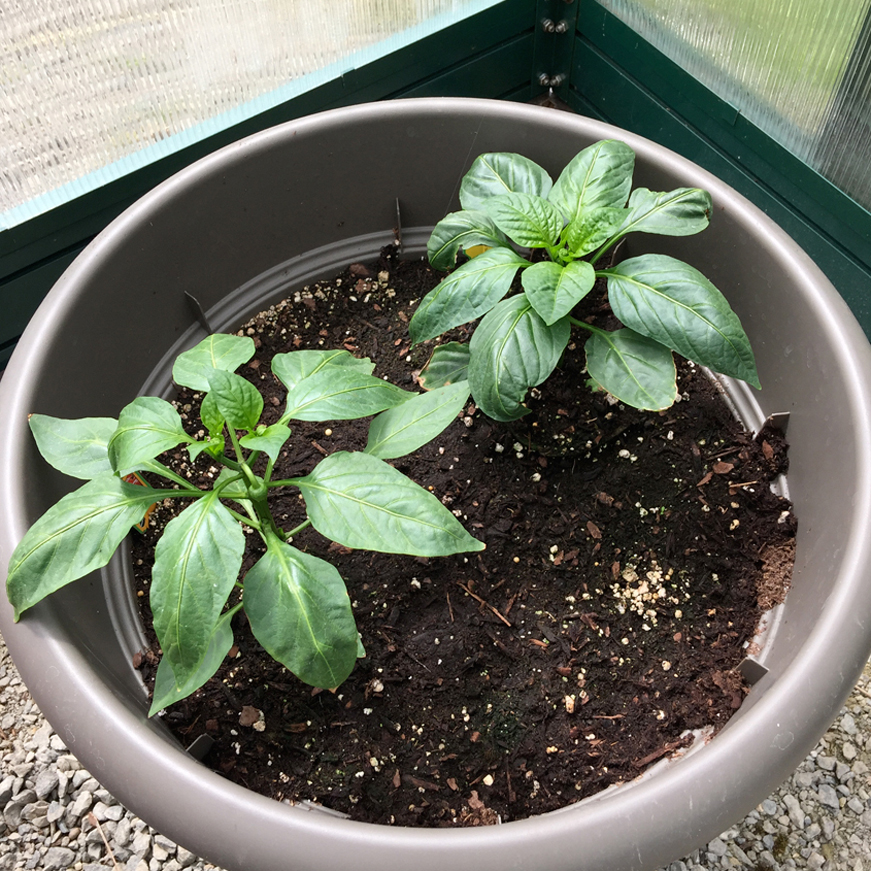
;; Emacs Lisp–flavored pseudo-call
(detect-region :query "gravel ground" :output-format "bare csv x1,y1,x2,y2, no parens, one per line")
2,632,870,871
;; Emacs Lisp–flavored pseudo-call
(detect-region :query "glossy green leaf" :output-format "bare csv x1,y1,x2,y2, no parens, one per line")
6,475,161,619
604,254,759,387
480,193,563,249
295,451,484,556
459,152,553,211
172,334,256,392
521,260,595,325
366,382,470,459
615,187,712,238
272,349,374,393
243,536,358,689
206,369,263,431
468,295,571,421
187,434,225,462
418,342,470,389
584,328,678,411
566,207,628,258
199,390,224,434
149,609,235,716
282,369,411,423
409,247,530,345
427,209,512,271
548,140,635,223
29,414,117,480
150,492,244,678
240,423,292,463
108,397,192,472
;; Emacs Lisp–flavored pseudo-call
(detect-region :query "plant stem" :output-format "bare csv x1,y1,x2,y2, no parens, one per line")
266,478,300,489
146,487,205,499
568,316,607,337
226,426,246,466
144,460,192,489
286,518,312,539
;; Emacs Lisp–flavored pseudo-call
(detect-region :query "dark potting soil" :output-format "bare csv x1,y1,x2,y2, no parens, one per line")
131,246,796,827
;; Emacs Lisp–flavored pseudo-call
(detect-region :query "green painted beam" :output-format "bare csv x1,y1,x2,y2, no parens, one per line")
569,0,871,335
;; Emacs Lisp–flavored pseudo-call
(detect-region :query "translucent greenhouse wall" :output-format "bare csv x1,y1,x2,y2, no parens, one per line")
0,0,502,227
597,0,871,210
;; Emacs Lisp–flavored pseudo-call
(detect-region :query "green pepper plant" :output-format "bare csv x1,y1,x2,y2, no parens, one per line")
6,336,482,715
410,140,759,418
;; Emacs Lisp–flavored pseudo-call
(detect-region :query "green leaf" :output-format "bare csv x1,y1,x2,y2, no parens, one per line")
295,451,484,556
604,254,759,387
108,397,192,472
187,434,225,462
468,295,571,421
239,423,292,463
206,369,264,431
365,382,470,459
243,536,359,689
272,349,374,393
615,187,712,238
459,152,553,211
521,260,595,325
29,414,117,480
409,247,530,345
549,140,635,223
199,390,225,434
480,193,564,249
149,609,235,716
150,493,245,678
6,475,161,619
282,369,411,422
427,210,512,271
418,342,470,390
172,334,256,392
566,207,628,258
584,328,678,411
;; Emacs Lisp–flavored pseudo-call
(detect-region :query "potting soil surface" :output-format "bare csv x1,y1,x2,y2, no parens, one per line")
132,247,796,826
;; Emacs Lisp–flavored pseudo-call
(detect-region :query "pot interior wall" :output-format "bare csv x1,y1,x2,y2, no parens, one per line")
4,99,871,871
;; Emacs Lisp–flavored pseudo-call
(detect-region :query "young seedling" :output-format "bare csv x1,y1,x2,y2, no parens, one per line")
6,336,481,714
410,140,759,419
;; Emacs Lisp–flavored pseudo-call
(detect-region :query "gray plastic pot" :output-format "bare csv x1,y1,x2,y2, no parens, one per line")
2,98,871,871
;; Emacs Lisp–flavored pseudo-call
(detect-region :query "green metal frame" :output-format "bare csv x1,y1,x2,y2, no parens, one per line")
3,0,871,367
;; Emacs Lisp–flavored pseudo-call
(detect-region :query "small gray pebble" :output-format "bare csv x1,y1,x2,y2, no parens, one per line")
817,755,837,771
34,768,59,800
849,797,865,814
706,838,727,857
0,777,14,806
42,846,75,871
784,794,806,829
3,802,25,829
176,846,198,868
104,803,126,821
818,783,841,810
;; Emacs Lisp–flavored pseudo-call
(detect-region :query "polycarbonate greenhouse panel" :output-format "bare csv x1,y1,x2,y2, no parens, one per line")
0,0,503,228
596,0,871,210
